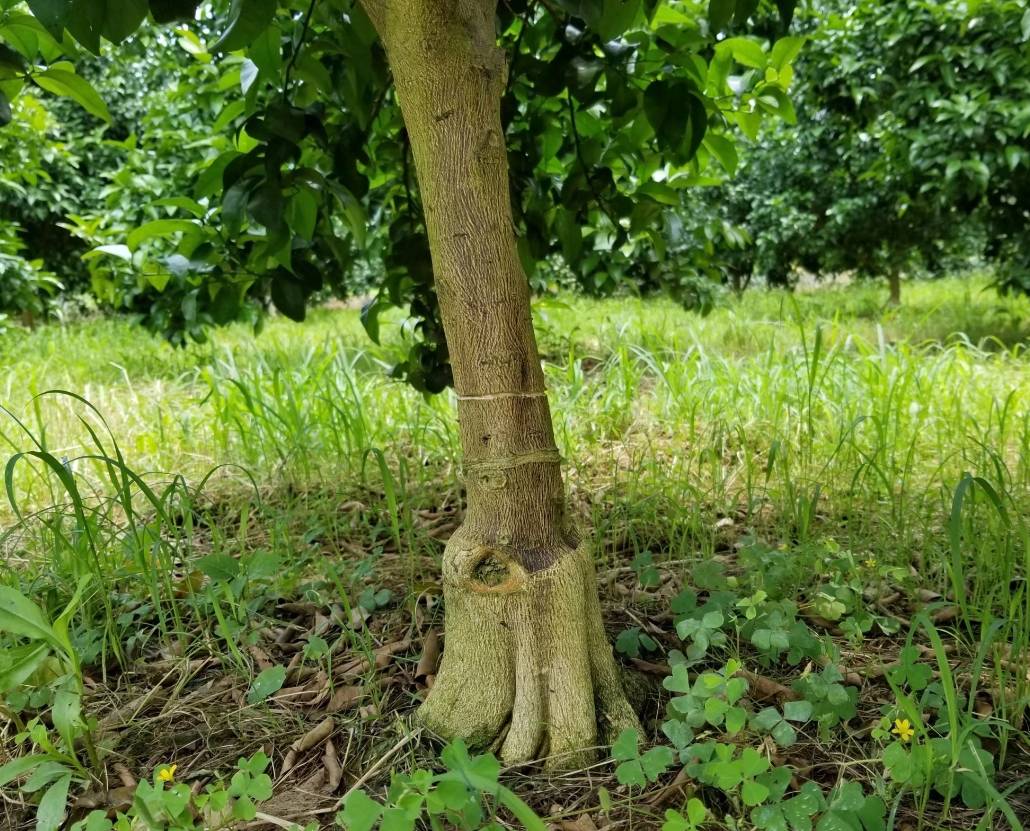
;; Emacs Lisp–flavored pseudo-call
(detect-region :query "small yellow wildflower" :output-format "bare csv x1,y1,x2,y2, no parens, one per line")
892,719,915,742
864,557,877,569
157,764,177,783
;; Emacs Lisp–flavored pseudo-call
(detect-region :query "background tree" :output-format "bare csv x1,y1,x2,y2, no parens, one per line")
709,0,1030,302
2,0,800,763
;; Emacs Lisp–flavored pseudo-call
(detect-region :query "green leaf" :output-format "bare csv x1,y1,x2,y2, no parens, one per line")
245,772,273,801
35,773,72,831
770,35,805,70
271,275,307,322
703,133,738,174
439,739,500,793
287,188,318,241
616,627,643,657
815,812,859,831
127,219,199,250
26,0,73,41
615,759,645,788
783,700,813,721
380,806,415,831
742,779,770,807
246,665,286,704
703,696,728,724
52,683,83,752
210,0,276,52
611,728,639,761
750,708,782,731
644,79,689,152
0,755,47,787
738,747,770,777
830,782,866,812
725,705,747,735
661,718,694,749
596,0,639,40
151,196,206,217
855,796,886,831
0,642,51,691
32,68,111,122
770,720,796,747
708,0,734,31
247,23,281,78
360,295,383,344
148,0,200,23
756,86,796,124
337,790,383,831
640,745,674,781
101,0,148,44
23,764,72,795
734,0,758,24
686,798,706,825
663,663,692,694
196,553,239,582
881,742,913,783
751,805,786,831
718,37,767,69
0,587,58,647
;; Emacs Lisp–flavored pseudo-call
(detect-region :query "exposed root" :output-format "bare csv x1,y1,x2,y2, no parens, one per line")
417,531,640,769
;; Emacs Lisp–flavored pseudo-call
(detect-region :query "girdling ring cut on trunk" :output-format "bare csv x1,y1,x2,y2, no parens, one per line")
464,545,526,594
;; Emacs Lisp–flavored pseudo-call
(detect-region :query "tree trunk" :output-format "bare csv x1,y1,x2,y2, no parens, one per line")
887,268,901,306
360,0,639,766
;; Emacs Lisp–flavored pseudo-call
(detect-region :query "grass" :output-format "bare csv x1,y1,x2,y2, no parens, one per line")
1,273,1028,830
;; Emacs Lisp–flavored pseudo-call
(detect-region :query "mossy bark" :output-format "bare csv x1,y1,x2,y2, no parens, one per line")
359,0,639,766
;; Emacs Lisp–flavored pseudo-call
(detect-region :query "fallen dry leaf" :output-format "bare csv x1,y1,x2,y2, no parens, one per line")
738,670,799,702
561,813,600,831
416,630,441,680
282,717,336,775
323,738,343,793
326,685,362,713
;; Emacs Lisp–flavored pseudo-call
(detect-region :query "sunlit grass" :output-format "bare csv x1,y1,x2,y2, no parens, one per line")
2,273,1028,734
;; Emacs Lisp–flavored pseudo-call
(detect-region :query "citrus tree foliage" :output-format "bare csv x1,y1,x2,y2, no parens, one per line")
2,0,801,387
0,21,219,320
0,221,62,327
713,0,1030,292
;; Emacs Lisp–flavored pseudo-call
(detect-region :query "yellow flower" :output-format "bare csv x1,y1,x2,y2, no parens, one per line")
864,557,877,569
892,719,915,742
157,764,177,783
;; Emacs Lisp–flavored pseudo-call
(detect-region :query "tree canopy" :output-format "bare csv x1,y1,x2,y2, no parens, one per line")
2,0,801,388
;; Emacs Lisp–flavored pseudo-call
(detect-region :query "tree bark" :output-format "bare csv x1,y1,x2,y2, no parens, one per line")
359,0,638,766
887,268,901,306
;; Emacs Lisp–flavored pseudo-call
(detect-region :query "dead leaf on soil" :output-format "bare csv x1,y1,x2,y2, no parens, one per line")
72,785,134,816
738,670,799,702
326,684,363,713
282,717,336,776
416,629,441,680
561,812,600,831
323,738,343,793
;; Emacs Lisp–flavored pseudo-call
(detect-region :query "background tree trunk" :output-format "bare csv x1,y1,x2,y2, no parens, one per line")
360,0,638,766
887,268,901,306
